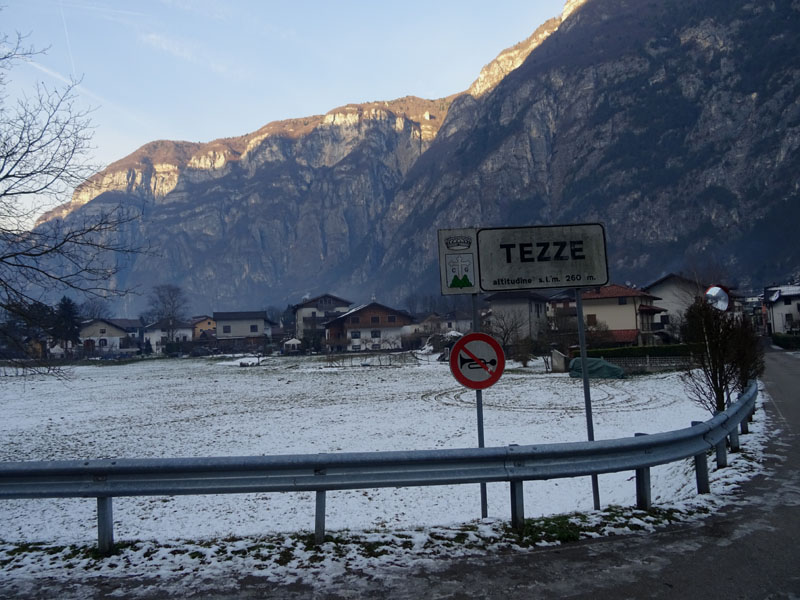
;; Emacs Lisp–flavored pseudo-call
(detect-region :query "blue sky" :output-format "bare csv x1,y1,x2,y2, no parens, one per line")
4,0,564,170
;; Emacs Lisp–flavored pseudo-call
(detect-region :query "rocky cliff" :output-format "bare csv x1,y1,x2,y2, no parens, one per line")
42,0,800,315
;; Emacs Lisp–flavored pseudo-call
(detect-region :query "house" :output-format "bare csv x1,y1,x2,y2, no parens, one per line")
441,310,473,334
80,319,138,355
484,291,549,344
763,285,800,334
324,302,413,352
294,294,352,342
213,311,276,351
109,318,145,345
416,312,444,334
191,315,216,341
549,284,667,347
143,319,193,353
642,273,707,340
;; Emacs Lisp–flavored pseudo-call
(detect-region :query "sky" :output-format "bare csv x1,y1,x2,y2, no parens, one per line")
3,0,565,172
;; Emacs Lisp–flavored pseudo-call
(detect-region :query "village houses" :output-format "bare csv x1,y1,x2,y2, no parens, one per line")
324,302,414,352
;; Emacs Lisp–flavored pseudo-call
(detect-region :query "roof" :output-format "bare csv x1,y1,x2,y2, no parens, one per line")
191,315,214,324
80,319,129,333
580,284,660,301
765,285,800,302
294,294,352,309
638,304,667,314
108,318,143,330
643,273,703,292
324,302,411,325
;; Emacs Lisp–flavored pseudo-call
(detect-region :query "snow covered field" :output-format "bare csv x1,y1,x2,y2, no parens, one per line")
0,353,768,594
0,354,765,541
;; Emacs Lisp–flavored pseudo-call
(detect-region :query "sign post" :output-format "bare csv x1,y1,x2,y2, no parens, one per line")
449,332,505,519
575,289,601,510
439,223,607,512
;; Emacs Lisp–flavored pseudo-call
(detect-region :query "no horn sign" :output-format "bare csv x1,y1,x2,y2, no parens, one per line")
449,333,505,390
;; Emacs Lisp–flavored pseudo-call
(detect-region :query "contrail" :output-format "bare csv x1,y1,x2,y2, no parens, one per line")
59,0,77,78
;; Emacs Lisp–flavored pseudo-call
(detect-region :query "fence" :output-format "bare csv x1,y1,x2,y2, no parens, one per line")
604,355,694,373
0,382,758,555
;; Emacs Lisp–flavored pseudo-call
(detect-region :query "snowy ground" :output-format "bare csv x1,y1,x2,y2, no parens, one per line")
0,353,769,594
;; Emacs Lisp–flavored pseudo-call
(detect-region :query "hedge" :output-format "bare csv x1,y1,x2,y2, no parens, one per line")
582,344,695,359
772,334,800,350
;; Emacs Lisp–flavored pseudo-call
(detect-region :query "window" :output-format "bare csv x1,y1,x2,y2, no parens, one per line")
784,298,792,306
371,316,380,324
350,331,361,339
99,338,107,347
661,315,671,324
618,297,628,305
99,328,106,334
223,325,231,334
351,344,361,351
250,324,258,333
388,315,396,323
586,314,597,327
371,330,381,338
351,316,360,324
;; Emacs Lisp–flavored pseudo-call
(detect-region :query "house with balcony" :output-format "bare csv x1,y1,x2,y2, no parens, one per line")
642,273,708,341
294,294,353,344
324,302,413,352
549,284,667,347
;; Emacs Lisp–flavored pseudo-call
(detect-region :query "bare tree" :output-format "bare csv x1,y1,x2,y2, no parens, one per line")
0,29,140,365
486,308,526,350
143,284,188,343
79,296,111,320
680,299,763,414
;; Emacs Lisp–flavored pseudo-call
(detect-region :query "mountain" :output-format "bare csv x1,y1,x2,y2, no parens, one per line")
41,0,800,316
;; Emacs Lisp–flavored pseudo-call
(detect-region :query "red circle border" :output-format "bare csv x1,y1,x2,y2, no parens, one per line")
449,332,505,390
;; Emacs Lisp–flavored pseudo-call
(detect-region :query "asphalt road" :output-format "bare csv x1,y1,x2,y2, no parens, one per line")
5,348,799,599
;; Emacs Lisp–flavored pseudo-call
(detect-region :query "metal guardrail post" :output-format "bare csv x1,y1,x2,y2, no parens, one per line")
729,424,740,452
97,497,114,555
716,439,728,468
740,418,749,435
692,421,710,494
510,480,524,531
315,490,326,545
634,433,651,510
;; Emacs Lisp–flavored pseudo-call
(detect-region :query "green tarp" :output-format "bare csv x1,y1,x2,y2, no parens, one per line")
568,357,625,379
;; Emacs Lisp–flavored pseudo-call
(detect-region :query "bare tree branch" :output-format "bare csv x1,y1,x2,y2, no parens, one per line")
0,25,143,372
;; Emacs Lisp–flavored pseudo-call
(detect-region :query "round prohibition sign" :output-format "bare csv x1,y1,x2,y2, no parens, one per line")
449,332,505,390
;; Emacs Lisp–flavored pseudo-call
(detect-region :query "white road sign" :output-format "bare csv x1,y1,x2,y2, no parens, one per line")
477,224,608,291
438,228,480,295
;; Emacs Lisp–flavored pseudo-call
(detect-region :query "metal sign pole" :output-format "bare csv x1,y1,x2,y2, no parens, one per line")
575,288,601,510
472,293,488,518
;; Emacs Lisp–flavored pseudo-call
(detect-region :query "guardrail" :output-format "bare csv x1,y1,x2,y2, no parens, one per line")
0,382,758,554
